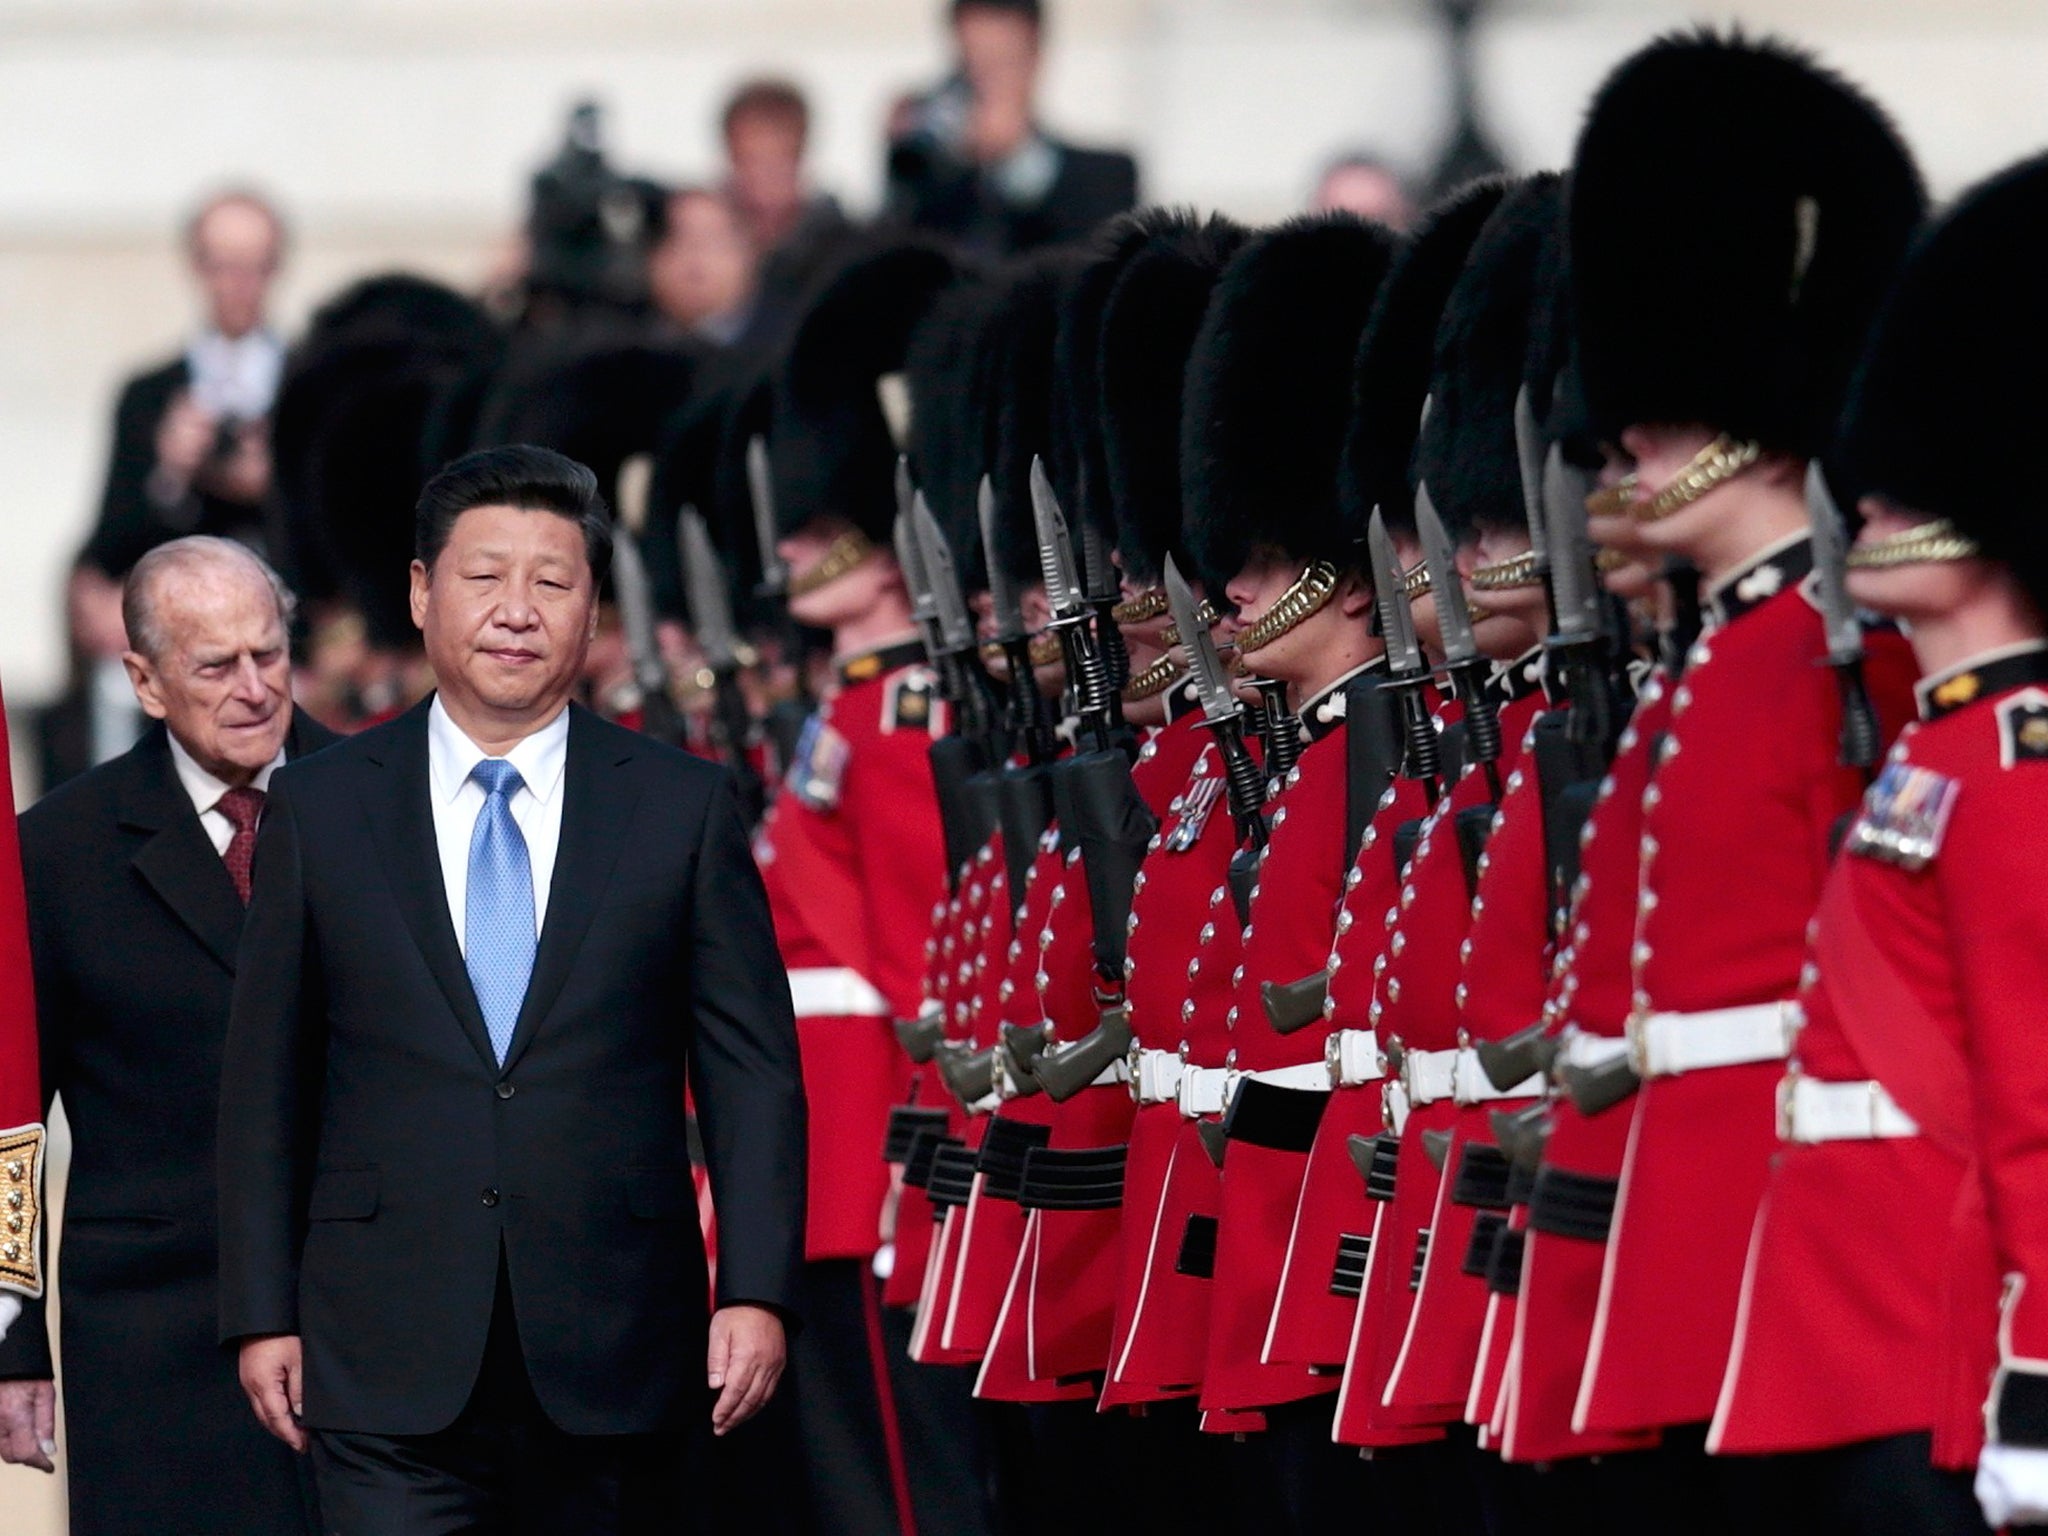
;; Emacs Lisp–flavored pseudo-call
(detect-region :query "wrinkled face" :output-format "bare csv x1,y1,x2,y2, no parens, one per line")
411,504,596,729
191,200,281,340
1846,495,1997,625
126,560,292,783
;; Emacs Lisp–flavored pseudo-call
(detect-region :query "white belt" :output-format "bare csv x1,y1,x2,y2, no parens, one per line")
1778,1070,1920,1144
1628,1000,1803,1079
1245,1061,1334,1093
1084,1058,1131,1089
1402,1047,1461,1107
1178,1066,1232,1118
1452,1047,1541,1104
1557,1028,1630,1071
1132,1048,1186,1107
787,966,891,1019
1325,1029,1382,1089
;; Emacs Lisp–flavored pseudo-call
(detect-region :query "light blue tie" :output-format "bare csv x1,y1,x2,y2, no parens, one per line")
465,758,536,1064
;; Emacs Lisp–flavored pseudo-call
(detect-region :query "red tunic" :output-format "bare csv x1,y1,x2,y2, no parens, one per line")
1101,735,1252,1407
1497,675,1670,1464
0,695,44,1305
1200,719,1353,1415
1579,567,1916,1436
754,644,947,1263
1730,657,2048,1468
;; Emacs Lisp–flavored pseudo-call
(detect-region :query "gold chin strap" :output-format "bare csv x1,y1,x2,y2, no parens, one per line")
980,633,1068,670
1401,560,1433,599
1112,587,1170,624
1123,654,1185,702
1844,518,1981,570
786,529,877,597
1236,561,1341,656
1598,435,1765,524
1469,550,1544,593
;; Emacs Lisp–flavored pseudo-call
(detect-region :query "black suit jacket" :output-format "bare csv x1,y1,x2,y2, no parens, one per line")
889,132,1139,255
81,355,272,578
0,715,333,1534
216,699,805,1437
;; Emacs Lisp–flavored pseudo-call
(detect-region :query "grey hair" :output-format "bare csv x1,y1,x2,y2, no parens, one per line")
122,536,298,660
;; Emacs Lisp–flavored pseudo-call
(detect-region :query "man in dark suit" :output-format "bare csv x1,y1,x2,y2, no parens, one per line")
0,535,333,1532
885,0,1138,254
81,190,288,583
218,445,804,1533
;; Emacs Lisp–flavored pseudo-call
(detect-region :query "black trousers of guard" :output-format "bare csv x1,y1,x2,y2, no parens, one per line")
308,1257,706,1536
1581,1423,1988,1536
784,1257,997,1535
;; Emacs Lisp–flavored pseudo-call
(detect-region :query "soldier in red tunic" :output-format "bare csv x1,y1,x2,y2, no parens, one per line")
1176,214,1401,1527
1549,29,1926,1520
1722,153,2048,1535
752,238,971,1536
0,696,44,1397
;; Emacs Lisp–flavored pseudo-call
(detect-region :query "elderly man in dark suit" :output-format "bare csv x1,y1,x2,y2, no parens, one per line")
0,535,334,1532
218,445,804,1533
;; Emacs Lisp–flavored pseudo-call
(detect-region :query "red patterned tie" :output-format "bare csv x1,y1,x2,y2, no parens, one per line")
216,786,266,905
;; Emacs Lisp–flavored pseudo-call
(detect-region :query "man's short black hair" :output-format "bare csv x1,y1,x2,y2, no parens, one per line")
415,444,613,587
950,0,1043,26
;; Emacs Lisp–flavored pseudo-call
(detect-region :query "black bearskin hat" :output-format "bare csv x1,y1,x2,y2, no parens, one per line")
1569,29,1925,458
471,339,701,507
905,270,999,590
985,250,1089,595
1414,174,1565,542
1183,214,1400,583
1096,212,1251,587
772,236,961,543
271,273,504,648
1340,178,1508,545
1836,152,2048,617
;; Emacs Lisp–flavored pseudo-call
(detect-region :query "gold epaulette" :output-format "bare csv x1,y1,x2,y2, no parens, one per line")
0,1123,44,1298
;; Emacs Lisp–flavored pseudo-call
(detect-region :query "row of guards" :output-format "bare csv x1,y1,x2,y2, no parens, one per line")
9,22,2048,1536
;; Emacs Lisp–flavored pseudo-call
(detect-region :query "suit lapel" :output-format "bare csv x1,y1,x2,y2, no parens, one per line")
357,701,500,1073
121,727,244,974
501,706,642,1072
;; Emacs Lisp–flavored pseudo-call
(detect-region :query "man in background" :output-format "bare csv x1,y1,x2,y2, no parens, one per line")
48,190,290,791
885,0,1138,254
1311,150,1415,230
0,537,332,1534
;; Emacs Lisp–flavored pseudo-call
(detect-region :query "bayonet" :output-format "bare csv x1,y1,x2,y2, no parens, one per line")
1077,510,1131,702
1514,384,1558,638
1807,462,1881,771
680,509,764,818
1031,458,1114,748
1542,443,1620,760
746,434,786,597
1166,556,1268,921
913,491,1003,753
1367,510,1443,798
980,474,1056,765
608,524,684,748
1418,484,1502,799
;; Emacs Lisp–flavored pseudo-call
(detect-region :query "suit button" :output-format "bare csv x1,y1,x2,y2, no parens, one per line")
495,1082,516,1100
481,1187,501,1208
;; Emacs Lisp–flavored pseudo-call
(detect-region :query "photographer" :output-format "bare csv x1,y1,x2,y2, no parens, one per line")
885,0,1137,254
80,189,288,582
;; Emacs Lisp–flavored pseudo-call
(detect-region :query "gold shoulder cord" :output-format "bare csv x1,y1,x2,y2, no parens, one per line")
1237,561,1341,656
787,529,877,597
0,1123,44,1298
1844,519,1980,570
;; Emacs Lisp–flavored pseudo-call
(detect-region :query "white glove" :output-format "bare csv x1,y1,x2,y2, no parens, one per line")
1977,1443,2048,1527
0,1294,18,1346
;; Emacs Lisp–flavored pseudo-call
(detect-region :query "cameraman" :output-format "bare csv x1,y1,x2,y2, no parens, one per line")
885,0,1137,255
80,189,287,582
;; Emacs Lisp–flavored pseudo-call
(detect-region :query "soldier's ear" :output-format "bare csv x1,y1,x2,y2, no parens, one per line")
1336,570,1375,620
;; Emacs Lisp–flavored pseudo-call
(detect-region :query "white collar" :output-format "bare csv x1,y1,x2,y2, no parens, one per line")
167,728,284,818
427,696,571,808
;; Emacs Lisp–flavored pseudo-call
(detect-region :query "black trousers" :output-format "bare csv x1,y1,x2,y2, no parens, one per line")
309,1262,705,1536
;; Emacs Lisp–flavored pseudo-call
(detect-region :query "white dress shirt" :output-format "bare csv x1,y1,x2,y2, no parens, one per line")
426,696,570,955
167,731,285,855
184,327,284,421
